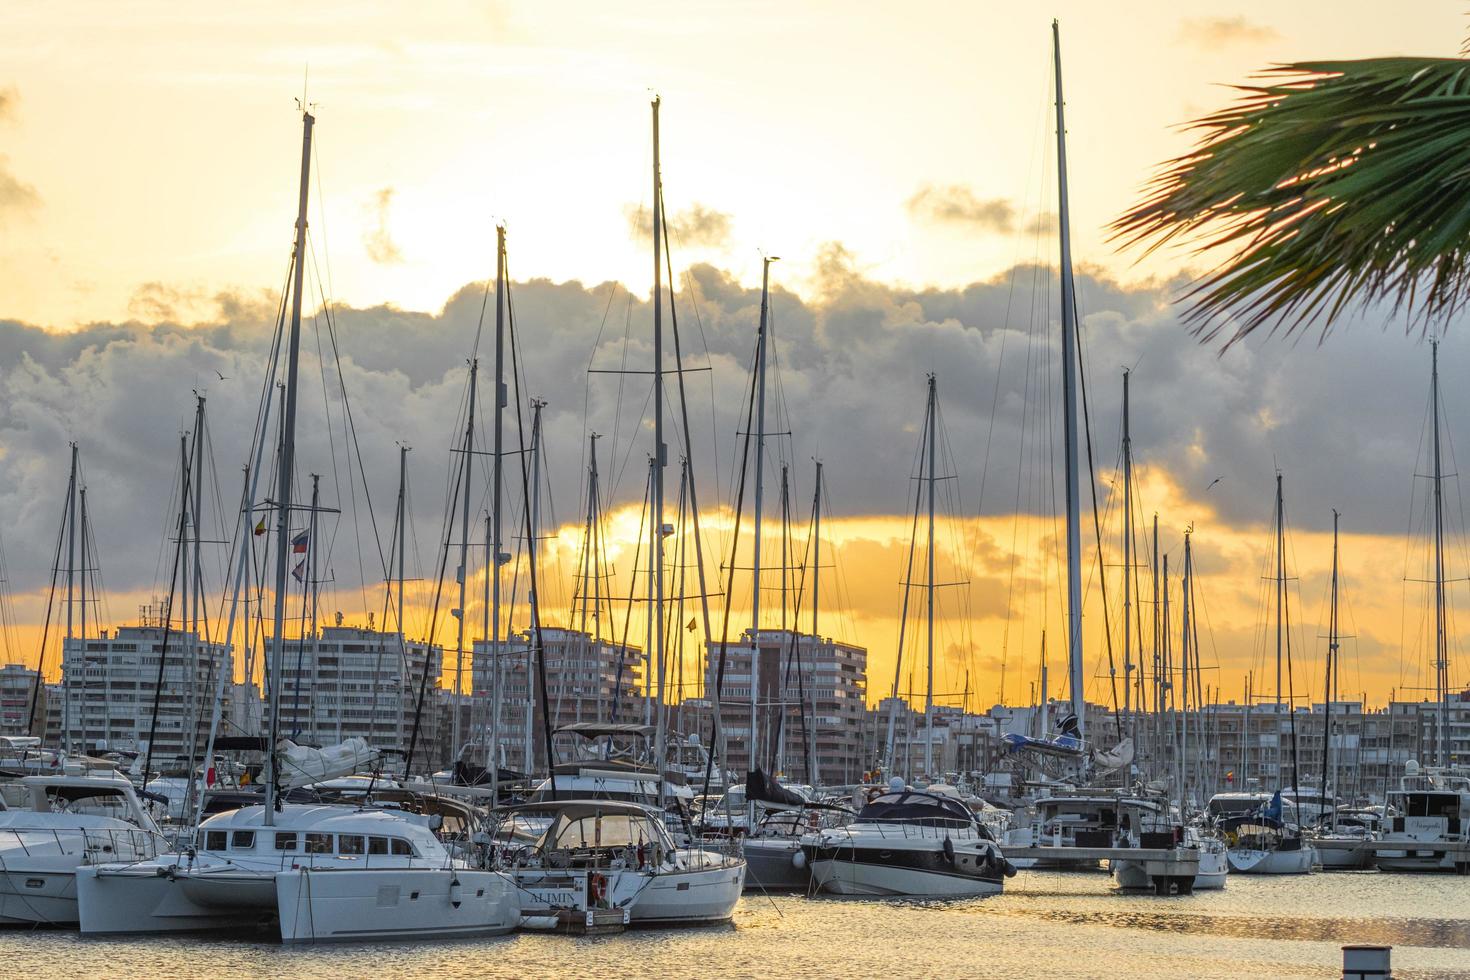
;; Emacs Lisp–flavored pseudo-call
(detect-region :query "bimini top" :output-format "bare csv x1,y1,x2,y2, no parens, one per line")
858,791,976,828
503,798,656,820
554,723,656,740
1219,813,1287,834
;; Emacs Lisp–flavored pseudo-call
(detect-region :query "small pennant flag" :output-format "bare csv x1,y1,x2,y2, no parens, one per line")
253,518,267,537
291,558,307,583
1225,770,1235,784
686,617,697,633
291,530,310,554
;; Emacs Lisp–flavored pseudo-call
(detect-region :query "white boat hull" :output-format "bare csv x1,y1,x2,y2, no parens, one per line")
0,868,80,925
1375,843,1463,872
809,857,1002,897
275,867,517,943
77,865,276,934
628,854,745,924
512,866,645,929
1313,838,1372,870
1227,844,1314,874
1113,847,1228,890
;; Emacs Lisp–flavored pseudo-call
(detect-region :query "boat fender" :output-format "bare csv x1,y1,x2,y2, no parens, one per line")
1003,859,1018,879
942,837,956,864
450,876,462,909
791,848,807,869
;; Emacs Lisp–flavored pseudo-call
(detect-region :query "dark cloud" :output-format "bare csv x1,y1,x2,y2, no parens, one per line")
624,201,731,248
363,187,403,264
906,183,1054,236
1178,16,1279,48
0,258,1454,616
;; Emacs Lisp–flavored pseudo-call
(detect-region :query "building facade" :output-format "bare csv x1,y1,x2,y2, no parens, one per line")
58,623,229,764
273,626,444,760
702,629,867,786
0,663,45,736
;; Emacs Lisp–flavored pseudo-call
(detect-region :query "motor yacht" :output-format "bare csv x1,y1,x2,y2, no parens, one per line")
803,787,1014,896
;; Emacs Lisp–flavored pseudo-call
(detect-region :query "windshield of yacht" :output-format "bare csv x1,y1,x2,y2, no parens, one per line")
1387,792,1462,819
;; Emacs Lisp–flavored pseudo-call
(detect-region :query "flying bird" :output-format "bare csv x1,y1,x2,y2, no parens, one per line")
1206,477,1222,491
214,369,230,381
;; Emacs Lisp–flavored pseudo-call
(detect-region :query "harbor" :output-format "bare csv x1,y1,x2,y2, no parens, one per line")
4,2,1470,977
5,873,1469,978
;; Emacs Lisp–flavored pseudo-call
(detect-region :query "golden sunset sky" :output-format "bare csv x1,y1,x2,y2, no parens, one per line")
0,2,1465,714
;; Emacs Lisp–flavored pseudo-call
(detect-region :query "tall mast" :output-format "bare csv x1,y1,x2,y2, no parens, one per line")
264,107,315,825
396,445,409,751
777,464,791,774
749,255,775,779
1121,371,1133,734
651,96,669,792
453,358,478,765
189,395,205,764
1052,20,1086,737
1152,514,1160,758
489,224,508,790
809,460,823,784
63,442,77,752
1324,509,1340,825
583,433,602,726
305,473,322,745
78,484,89,748
1275,472,1285,711
1432,340,1448,767
924,374,938,777
1180,531,1192,810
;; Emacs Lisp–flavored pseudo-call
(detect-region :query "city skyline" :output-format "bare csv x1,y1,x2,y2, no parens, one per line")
0,4,1467,714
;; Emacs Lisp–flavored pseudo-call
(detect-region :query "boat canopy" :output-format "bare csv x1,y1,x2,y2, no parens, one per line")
555,723,656,740
858,791,976,828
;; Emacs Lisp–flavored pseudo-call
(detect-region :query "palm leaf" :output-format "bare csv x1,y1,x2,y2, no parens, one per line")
1112,57,1470,346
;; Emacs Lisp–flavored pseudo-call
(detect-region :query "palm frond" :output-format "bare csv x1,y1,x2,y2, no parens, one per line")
1112,57,1470,347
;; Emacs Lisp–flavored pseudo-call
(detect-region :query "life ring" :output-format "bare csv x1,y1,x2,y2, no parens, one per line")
588,872,607,906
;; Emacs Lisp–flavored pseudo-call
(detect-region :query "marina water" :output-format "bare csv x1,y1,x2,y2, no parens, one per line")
8,871,1469,978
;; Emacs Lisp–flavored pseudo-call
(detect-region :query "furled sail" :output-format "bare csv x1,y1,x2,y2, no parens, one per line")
275,737,379,791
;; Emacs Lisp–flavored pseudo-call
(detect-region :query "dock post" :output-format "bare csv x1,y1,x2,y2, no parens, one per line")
1342,945,1391,979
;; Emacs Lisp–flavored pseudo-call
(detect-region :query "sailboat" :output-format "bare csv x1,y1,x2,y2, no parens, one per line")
77,110,519,941
1309,513,1373,869
808,377,1011,897
507,97,744,926
1221,474,1314,875
1377,340,1470,873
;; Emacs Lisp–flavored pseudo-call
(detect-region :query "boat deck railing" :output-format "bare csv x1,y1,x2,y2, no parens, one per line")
0,825,165,864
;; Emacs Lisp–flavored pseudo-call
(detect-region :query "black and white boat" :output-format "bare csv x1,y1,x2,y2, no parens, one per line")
803,788,1014,897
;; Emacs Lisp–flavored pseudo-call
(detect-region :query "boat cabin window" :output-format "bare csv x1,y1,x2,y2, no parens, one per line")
1405,794,1460,819
275,832,298,851
202,830,227,851
231,831,255,850
338,835,365,855
391,838,414,856
305,833,333,854
368,836,390,855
